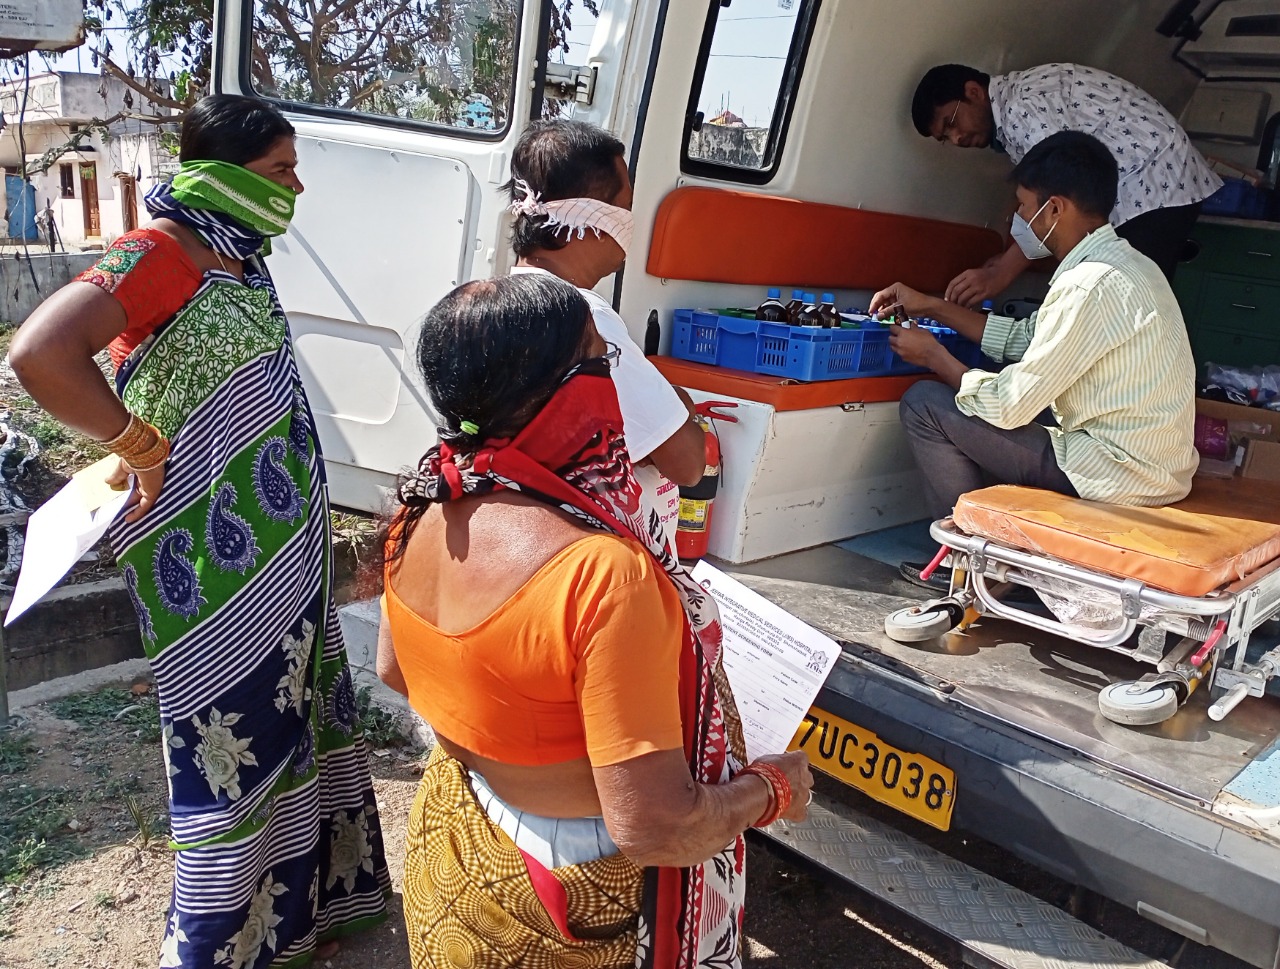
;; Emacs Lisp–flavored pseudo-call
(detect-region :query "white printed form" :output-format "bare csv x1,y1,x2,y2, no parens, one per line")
6,456,133,626
691,561,840,763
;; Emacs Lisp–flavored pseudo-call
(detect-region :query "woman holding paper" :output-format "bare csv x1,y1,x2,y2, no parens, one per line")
10,95,389,966
377,273,812,969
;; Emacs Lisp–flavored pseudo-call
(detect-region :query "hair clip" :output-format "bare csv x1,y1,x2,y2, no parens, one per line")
459,420,480,436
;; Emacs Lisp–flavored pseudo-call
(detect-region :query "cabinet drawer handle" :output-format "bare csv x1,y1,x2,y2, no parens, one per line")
1231,302,1258,310
1248,250,1274,257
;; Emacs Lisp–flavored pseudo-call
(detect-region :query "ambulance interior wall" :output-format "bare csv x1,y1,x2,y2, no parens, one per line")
622,0,1205,338
1182,81,1280,178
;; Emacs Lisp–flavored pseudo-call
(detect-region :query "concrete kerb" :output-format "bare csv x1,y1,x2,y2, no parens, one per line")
5,576,145,693
8,654,151,713
6,593,431,752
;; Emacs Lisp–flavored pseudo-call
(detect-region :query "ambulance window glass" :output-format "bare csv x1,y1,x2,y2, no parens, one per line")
244,0,520,134
683,0,819,180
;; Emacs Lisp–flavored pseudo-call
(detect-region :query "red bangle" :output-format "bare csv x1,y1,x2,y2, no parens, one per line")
738,762,793,827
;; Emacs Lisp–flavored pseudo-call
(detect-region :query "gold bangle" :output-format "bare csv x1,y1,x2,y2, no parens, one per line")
127,436,170,472
103,412,149,452
108,415,164,467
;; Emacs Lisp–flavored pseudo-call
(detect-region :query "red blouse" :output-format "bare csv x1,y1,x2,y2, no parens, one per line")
75,228,205,370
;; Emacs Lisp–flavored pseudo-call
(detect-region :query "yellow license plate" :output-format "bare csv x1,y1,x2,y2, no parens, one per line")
789,707,957,831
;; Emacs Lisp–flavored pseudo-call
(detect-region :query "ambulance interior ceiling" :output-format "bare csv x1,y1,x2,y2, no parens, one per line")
657,0,1206,229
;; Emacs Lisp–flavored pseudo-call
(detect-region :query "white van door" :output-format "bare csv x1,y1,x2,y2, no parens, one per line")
212,0,639,511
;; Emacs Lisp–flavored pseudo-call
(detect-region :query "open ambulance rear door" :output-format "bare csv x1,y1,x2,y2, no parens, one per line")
211,0,648,510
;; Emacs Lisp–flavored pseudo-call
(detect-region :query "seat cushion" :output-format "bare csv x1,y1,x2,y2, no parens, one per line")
951,484,1280,597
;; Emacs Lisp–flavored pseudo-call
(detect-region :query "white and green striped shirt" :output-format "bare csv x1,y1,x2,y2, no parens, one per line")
955,224,1198,505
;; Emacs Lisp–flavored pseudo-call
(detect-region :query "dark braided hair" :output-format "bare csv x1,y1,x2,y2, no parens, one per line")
381,273,594,567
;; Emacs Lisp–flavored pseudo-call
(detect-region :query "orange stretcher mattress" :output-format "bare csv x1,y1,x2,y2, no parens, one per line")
951,482,1280,597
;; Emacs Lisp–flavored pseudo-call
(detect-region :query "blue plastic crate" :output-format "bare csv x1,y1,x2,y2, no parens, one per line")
671,310,981,381
1202,178,1271,220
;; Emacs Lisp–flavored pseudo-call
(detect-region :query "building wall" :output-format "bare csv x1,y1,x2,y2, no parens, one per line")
2,124,169,244
0,72,173,244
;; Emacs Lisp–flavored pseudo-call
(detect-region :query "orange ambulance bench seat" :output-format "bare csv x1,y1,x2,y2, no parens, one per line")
646,187,1004,293
951,481,1280,598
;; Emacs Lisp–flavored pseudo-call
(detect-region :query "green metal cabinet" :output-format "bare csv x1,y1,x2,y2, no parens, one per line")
1174,219,1280,372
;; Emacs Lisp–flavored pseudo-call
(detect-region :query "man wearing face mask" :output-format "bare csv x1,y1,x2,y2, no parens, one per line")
869,132,1197,586
504,120,706,548
912,62,1220,308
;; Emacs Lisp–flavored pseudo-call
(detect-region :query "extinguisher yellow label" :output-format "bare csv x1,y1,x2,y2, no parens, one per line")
678,498,709,532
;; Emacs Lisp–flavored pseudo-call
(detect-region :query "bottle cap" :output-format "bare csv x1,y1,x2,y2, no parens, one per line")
822,293,835,302
767,288,781,299
803,293,816,302
792,289,804,298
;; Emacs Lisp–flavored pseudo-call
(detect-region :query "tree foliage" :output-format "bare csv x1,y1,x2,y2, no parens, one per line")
58,0,593,133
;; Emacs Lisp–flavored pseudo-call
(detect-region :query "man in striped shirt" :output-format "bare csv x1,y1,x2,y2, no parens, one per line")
869,132,1197,584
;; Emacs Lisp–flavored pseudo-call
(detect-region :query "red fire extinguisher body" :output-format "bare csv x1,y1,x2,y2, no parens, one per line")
675,401,738,561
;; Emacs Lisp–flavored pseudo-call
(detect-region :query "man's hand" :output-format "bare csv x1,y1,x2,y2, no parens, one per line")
944,265,1005,308
868,282,933,318
888,325,945,369
945,245,1032,308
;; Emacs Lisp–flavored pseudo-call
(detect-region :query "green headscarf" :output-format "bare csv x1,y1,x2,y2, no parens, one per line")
169,160,296,237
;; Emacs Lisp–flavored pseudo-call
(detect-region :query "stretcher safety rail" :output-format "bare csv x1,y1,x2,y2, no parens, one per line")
894,519,1280,726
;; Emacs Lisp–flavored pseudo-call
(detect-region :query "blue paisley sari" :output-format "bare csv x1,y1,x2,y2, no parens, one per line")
107,253,390,968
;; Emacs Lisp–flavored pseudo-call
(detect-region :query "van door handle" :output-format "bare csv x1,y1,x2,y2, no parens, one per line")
1231,303,1258,310
1247,250,1273,257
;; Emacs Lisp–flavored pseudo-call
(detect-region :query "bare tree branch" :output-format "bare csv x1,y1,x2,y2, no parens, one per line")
340,76,384,110
97,55,190,111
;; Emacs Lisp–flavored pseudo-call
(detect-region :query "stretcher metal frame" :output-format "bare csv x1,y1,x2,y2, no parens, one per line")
925,518,1280,722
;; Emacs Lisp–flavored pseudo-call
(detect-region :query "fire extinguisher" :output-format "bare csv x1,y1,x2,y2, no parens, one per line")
676,401,739,561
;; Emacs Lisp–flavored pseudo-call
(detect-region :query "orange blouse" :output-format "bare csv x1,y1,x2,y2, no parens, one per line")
384,532,685,768
75,228,204,369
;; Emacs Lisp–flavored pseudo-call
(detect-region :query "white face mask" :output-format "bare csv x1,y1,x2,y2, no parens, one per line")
1009,198,1057,260
509,179,634,257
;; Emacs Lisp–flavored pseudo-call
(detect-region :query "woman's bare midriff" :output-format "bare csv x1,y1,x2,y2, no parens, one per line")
393,492,616,820
433,734,606,818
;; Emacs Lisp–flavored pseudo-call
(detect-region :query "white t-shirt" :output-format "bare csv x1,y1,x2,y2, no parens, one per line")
510,267,691,546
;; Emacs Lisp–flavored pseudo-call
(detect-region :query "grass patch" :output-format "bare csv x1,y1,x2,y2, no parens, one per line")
0,785,86,884
29,414,69,451
47,688,159,741
357,686,405,750
331,510,381,561
0,730,35,776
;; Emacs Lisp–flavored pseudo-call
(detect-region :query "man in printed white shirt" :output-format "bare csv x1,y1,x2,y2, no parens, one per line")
504,120,706,547
911,62,1222,307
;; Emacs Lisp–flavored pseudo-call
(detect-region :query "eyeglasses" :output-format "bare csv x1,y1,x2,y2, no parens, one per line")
600,341,622,371
557,341,623,386
940,100,961,139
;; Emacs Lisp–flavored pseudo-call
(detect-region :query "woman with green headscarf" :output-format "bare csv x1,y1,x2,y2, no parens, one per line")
12,94,390,967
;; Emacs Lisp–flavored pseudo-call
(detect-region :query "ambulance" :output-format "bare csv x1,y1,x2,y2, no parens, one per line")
209,0,1280,964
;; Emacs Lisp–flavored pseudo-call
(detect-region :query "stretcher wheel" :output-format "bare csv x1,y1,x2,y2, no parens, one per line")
884,602,963,643
1097,681,1179,726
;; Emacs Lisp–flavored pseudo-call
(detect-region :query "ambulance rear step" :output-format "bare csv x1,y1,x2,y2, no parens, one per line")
761,792,1169,969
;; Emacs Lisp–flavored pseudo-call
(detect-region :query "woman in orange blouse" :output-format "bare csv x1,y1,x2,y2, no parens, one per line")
379,273,812,969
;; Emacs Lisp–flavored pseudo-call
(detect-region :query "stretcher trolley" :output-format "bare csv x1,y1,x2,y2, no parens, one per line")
884,480,1280,726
